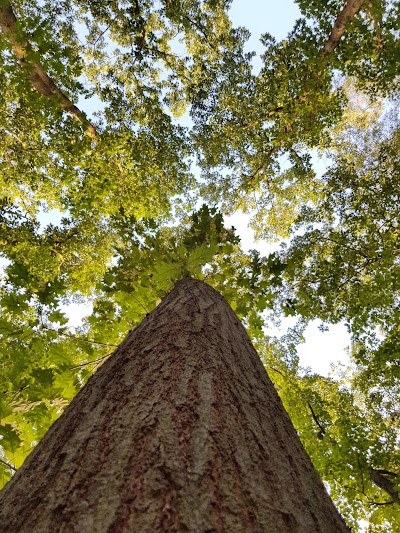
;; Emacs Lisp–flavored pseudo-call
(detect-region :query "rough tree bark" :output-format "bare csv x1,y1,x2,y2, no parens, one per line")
0,278,350,532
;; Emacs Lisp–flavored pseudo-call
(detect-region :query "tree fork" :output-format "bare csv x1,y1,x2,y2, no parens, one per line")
0,278,350,532
0,1,96,139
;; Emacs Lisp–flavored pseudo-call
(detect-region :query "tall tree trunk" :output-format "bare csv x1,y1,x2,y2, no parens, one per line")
0,278,350,532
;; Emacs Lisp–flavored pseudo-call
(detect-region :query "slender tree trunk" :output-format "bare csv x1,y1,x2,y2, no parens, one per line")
245,0,366,129
0,278,350,532
0,1,96,139
323,0,366,55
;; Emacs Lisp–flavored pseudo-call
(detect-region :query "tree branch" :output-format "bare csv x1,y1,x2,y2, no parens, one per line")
369,467,400,504
264,0,366,126
322,0,366,55
70,352,112,370
0,127,28,148
183,15,217,51
0,2,96,139
41,326,118,348
274,1,366,128
308,402,327,439
242,147,278,190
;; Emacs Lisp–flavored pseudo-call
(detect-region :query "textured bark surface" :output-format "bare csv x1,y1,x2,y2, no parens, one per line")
0,1,96,138
0,278,350,532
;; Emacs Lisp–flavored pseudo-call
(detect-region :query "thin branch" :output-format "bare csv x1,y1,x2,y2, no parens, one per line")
242,147,278,190
50,229,79,247
131,294,149,314
308,402,326,438
0,128,28,148
11,385,30,400
0,458,16,472
70,352,112,370
91,23,111,48
290,148,309,170
41,326,118,348
183,15,217,51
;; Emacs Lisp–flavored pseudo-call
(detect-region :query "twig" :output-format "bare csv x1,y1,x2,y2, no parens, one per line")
242,147,278,190
70,352,113,370
0,458,16,472
131,294,149,313
183,15,217,51
308,402,326,438
42,326,118,348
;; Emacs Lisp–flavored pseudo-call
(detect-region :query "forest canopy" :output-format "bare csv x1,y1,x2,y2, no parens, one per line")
0,0,400,530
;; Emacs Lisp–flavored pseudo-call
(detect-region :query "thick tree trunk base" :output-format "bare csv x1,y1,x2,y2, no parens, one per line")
0,278,350,532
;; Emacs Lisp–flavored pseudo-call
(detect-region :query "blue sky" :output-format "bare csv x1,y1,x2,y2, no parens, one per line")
231,0,301,37
230,0,301,54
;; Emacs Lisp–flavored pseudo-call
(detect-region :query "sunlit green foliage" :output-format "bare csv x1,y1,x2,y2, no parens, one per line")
193,0,400,239
280,100,400,340
263,344,400,529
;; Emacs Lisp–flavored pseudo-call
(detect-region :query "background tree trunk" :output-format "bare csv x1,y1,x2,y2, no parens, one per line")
0,278,350,532
0,1,96,138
